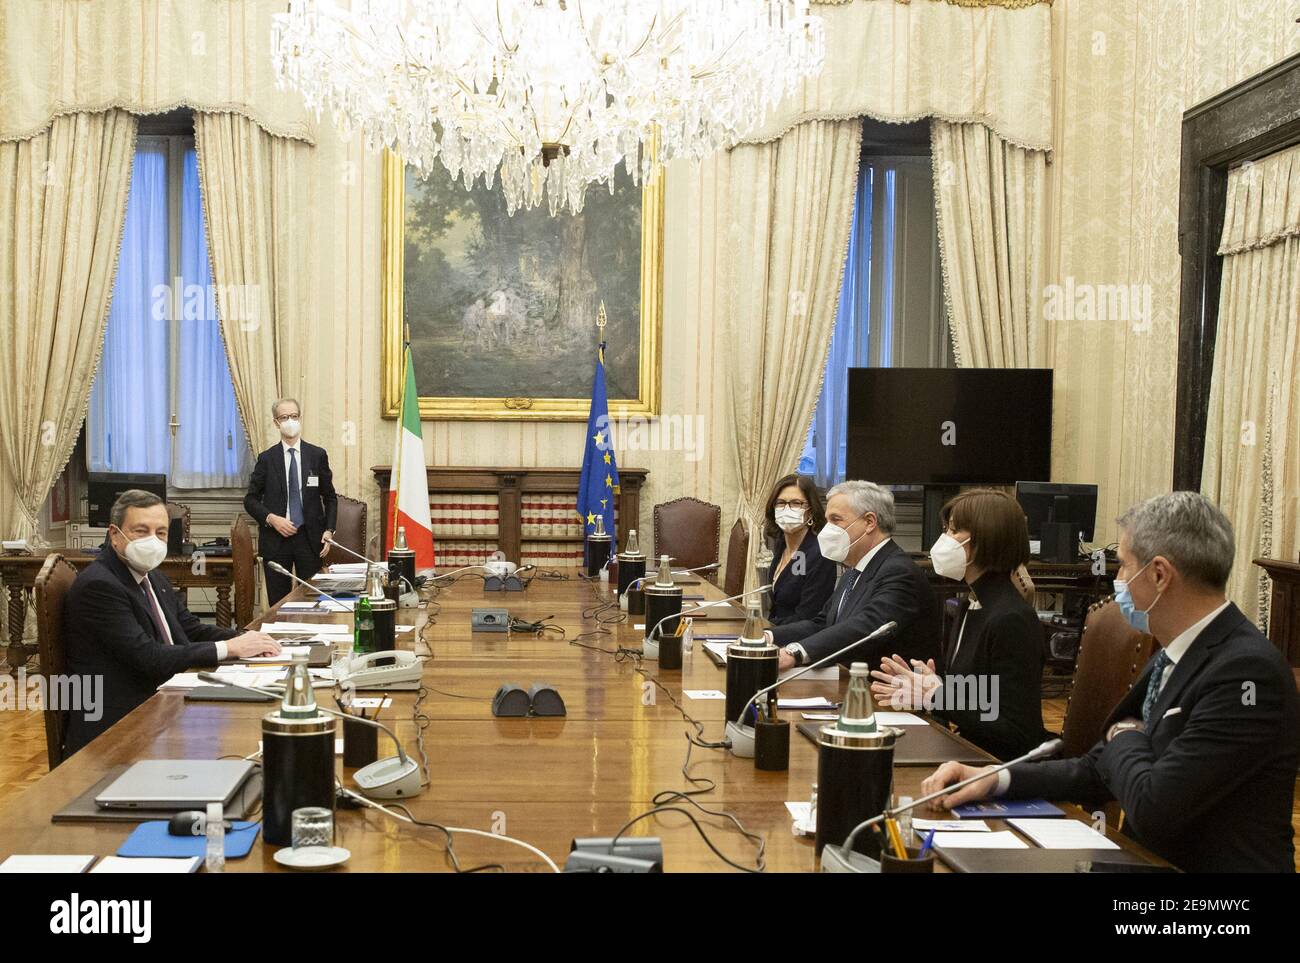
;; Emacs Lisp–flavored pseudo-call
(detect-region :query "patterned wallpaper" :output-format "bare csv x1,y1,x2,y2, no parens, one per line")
1047,0,1300,546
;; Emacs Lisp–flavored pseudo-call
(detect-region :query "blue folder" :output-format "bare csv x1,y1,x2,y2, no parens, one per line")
117,821,261,859
950,799,1064,818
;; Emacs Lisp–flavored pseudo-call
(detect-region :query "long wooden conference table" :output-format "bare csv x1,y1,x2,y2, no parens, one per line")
0,571,1159,872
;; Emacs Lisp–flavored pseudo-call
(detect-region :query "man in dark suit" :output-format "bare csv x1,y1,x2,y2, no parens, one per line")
768,480,940,670
244,398,338,604
921,492,1300,872
64,490,280,754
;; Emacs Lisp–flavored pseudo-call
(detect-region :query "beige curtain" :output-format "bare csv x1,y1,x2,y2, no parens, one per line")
0,109,137,541
744,0,1053,152
194,111,311,451
725,118,864,587
931,120,1049,368
1201,143,1300,629
0,1,314,144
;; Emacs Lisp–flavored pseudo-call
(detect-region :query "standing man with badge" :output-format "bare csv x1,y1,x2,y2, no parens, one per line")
244,398,339,605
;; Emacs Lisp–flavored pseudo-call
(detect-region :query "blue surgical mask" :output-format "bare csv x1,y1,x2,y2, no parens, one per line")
1114,560,1159,633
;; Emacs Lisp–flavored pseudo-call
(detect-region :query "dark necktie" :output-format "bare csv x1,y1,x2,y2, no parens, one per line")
1141,650,1172,723
140,580,171,644
288,448,304,527
834,569,861,623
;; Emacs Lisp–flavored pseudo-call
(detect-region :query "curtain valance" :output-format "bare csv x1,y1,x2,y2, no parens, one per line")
0,0,315,144
1218,142,1300,256
741,0,1053,152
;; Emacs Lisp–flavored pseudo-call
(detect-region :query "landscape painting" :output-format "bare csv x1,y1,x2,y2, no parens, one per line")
382,152,662,420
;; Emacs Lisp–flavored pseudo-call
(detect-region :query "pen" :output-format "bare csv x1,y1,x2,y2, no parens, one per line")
885,817,907,859
919,828,936,857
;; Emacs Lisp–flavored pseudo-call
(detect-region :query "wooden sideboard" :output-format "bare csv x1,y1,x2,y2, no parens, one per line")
370,466,648,565
1255,556,1300,668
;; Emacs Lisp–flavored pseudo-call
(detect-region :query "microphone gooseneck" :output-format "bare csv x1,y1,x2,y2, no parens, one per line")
264,557,354,612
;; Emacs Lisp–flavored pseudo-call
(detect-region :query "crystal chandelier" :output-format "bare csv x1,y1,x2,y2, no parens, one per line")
271,1,825,214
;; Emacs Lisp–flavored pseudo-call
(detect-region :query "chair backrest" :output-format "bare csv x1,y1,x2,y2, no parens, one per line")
653,497,722,582
1061,598,1159,758
230,514,258,628
34,554,78,769
322,494,369,568
723,518,749,596
166,501,191,541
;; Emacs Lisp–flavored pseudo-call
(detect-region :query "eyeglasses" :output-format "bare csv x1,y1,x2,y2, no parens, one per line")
774,500,808,510
274,413,300,423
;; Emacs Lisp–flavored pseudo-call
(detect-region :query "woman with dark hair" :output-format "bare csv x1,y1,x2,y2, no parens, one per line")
764,474,835,625
871,488,1047,760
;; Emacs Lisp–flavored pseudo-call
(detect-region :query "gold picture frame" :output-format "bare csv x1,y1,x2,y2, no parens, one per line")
381,150,663,420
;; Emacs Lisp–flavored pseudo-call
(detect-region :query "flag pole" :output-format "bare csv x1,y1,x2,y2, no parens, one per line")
392,322,412,547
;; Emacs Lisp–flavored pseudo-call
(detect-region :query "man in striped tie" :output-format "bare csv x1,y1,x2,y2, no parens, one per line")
920,492,1300,872
244,398,339,605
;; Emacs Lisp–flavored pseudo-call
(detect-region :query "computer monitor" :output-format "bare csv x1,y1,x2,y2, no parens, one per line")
1015,481,1098,543
87,472,168,528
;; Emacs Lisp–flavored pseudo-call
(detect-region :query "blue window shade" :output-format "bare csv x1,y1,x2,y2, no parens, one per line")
801,157,945,488
87,141,250,487
172,148,250,488
88,142,171,474
801,165,876,485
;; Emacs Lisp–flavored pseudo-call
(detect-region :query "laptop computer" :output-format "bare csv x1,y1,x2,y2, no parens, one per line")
94,759,256,810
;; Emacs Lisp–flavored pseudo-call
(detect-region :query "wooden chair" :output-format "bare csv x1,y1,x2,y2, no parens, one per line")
230,514,258,628
1061,598,1159,758
34,554,78,769
723,518,750,597
652,497,721,583
322,494,369,568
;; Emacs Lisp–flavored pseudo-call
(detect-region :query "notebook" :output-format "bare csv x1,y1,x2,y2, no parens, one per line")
796,720,991,766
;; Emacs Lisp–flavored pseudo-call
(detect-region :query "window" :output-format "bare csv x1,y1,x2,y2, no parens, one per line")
87,134,250,488
800,125,950,486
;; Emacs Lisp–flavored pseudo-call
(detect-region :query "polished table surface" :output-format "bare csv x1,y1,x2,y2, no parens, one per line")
0,572,1159,872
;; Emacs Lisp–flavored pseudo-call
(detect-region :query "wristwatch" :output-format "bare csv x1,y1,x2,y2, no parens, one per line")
783,645,805,667
1106,720,1144,742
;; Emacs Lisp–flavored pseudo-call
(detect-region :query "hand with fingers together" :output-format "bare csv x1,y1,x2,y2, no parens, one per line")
870,652,941,711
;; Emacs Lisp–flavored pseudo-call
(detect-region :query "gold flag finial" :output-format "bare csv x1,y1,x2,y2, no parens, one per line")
596,301,607,331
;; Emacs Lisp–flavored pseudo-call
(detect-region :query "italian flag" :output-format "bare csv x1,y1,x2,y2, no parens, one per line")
385,346,435,569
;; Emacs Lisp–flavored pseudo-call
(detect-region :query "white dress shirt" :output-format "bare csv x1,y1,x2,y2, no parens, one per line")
994,598,1232,795
132,569,228,661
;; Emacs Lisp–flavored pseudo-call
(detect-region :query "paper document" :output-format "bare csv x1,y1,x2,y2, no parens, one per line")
1008,818,1119,850
262,622,351,635
872,711,928,726
0,854,95,873
90,856,201,873
912,818,990,833
683,689,726,700
777,697,837,710
933,831,1029,849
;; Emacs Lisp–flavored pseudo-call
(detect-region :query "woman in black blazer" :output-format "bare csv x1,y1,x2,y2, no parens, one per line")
870,488,1047,760
764,474,835,625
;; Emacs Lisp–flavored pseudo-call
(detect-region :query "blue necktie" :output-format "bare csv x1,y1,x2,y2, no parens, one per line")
287,448,304,528
1141,650,1172,723
834,569,861,623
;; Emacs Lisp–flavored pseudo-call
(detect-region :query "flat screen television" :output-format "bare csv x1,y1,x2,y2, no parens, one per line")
845,368,1052,485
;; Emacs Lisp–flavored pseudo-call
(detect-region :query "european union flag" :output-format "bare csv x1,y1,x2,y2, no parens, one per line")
577,333,619,569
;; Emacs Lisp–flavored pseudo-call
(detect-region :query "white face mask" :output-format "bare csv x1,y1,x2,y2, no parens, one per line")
774,506,807,533
929,533,971,581
818,515,867,564
279,418,302,439
118,531,168,574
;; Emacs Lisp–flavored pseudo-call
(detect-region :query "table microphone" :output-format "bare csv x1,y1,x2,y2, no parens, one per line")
196,672,425,799
819,737,1064,873
264,558,355,614
726,621,897,758
642,584,772,667
322,535,418,594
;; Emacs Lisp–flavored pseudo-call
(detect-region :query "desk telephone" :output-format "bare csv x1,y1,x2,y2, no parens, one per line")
338,650,423,691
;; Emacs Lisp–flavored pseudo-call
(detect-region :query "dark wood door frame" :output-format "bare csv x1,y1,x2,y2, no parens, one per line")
1175,52,1300,491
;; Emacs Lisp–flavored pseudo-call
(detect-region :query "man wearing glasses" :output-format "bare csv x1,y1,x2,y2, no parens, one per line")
244,398,339,604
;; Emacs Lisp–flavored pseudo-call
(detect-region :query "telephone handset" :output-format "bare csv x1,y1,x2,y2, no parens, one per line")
343,650,423,690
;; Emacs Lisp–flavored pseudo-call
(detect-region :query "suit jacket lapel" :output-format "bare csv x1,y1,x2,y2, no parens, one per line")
101,544,166,644
1145,604,1243,730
